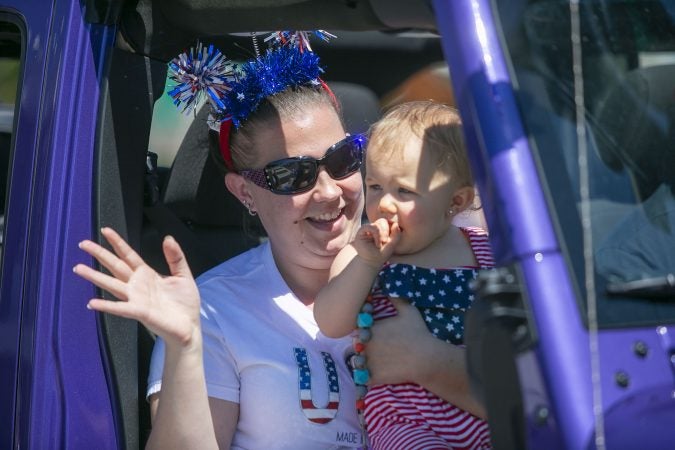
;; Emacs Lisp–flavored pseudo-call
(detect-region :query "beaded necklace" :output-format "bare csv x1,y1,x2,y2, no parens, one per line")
350,294,374,449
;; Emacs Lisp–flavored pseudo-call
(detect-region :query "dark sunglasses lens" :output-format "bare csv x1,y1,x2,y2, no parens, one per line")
261,136,364,194
324,139,363,179
266,160,317,193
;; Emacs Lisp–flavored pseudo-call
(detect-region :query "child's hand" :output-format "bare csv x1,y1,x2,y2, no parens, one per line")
353,218,401,267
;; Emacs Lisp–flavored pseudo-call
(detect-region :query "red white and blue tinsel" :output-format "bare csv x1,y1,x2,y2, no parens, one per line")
167,42,232,116
264,30,337,53
167,31,334,128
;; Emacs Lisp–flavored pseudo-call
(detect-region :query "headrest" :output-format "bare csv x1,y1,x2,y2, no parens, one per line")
594,64,675,192
161,104,247,227
329,81,381,134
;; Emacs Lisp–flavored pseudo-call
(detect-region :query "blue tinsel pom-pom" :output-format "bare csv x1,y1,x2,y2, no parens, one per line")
222,45,323,128
167,31,332,128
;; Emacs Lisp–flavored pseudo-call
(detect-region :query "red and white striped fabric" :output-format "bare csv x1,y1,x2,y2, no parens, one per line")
300,390,340,424
464,227,494,268
364,227,493,450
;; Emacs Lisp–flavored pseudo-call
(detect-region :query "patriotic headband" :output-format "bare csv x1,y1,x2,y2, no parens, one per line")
167,31,336,171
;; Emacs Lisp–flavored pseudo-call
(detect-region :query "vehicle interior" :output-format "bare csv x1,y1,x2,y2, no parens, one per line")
88,1,466,447
493,0,675,326
0,0,669,447
0,22,18,247
0,0,670,447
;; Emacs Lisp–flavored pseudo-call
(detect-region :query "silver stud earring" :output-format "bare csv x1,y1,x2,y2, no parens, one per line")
244,201,257,216
447,208,455,216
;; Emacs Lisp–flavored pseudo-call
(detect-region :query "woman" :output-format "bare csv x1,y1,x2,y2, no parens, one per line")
74,37,481,450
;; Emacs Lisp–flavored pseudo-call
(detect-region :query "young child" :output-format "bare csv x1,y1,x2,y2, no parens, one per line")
314,101,493,450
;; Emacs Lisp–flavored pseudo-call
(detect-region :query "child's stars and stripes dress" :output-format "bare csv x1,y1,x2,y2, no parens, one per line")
364,227,494,450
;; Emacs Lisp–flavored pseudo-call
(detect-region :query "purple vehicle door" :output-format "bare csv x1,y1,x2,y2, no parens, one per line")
0,0,119,448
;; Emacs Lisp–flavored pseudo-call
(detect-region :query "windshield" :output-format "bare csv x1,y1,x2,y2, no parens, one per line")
494,0,675,327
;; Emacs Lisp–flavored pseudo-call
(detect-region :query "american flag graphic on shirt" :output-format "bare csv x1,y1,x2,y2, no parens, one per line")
293,348,340,424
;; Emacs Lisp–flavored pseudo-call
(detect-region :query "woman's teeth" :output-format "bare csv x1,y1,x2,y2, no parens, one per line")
310,209,342,222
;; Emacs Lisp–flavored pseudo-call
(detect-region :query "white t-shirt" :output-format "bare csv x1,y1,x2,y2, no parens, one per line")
147,242,363,449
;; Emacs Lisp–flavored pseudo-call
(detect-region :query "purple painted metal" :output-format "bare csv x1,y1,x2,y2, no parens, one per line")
431,0,594,448
433,1,675,449
520,255,593,448
4,0,118,448
430,0,558,260
0,3,56,447
600,326,675,448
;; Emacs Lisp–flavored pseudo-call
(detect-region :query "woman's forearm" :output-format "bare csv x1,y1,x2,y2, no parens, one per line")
146,332,219,450
366,298,487,419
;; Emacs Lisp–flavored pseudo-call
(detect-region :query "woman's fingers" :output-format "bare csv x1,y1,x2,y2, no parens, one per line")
78,239,133,281
74,263,129,300
87,298,143,321
162,236,193,278
101,227,146,270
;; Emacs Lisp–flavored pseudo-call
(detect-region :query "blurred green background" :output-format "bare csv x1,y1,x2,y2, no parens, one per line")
148,77,196,168
0,58,19,104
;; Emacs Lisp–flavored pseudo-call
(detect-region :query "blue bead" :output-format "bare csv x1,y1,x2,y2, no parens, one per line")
351,354,367,369
355,384,368,398
358,328,372,343
357,312,373,328
353,368,370,385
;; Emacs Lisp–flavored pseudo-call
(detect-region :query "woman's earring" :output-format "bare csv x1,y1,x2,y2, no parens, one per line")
447,208,455,216
244,201,257,216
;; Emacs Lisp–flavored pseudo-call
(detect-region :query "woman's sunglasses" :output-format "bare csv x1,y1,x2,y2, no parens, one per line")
239,134,366,195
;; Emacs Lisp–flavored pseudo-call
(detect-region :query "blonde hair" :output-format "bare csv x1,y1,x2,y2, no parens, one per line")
367,101,473,188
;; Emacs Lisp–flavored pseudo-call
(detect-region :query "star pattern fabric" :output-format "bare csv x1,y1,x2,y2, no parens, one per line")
374,264,479,345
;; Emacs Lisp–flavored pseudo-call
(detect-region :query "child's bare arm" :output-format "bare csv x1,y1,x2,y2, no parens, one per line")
314,244,379,338
314,219,401,338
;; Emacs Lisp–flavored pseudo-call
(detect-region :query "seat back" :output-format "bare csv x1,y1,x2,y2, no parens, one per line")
594,64,675,198
330,81,381,134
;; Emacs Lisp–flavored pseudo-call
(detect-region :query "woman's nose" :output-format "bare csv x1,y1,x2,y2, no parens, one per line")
312,168,342,201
